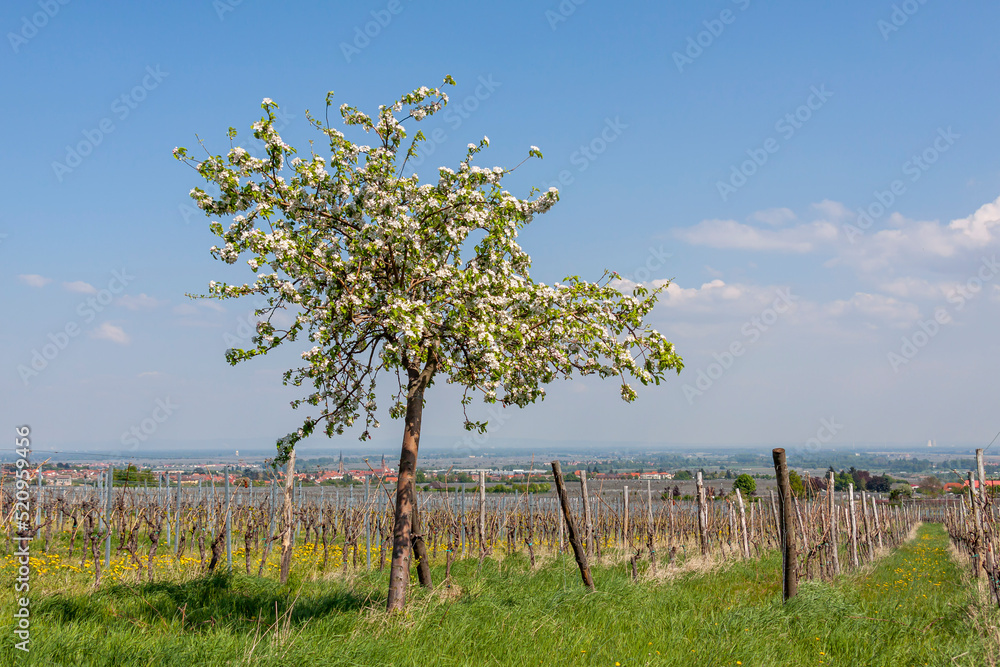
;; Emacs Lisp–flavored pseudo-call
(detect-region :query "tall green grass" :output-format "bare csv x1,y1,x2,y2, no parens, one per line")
0,524,993,666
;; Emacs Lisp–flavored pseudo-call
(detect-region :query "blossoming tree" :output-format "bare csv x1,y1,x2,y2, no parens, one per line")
175,77,683,612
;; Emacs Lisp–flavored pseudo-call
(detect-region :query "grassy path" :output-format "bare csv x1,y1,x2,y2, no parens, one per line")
0,524,993,666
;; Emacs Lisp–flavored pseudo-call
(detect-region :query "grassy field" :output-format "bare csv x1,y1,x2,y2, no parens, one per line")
0,523,994,666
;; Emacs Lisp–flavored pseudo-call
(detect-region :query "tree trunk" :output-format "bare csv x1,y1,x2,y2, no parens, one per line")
386,363,433,612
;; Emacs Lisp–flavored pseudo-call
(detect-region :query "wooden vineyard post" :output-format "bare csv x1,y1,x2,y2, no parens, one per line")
976,448,989,510
551,461,595,590
668,494,674,556
478,471,487,564
268,479,276,541
647,481,656,574
872,494,883,551
279,449,296,584
735,488,750,559
772,448,797,602
969,471,984,578
976,448,997,598
175,472,181,555
412,501,432,588
558,497,564,553
104,466,113,571
696,471,709,556
828,471,840,575
36,468,43,526
225,465,232,573
580,471,594,556
364,476,371,571
167,473,174,547
728,500,738,559
766,490,778,547
859,492,870,562
848,483,859,568
623,485,630,547
209,473,215,539
460,486,467,559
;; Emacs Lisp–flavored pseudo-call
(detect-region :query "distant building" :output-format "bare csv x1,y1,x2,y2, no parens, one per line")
961,480,1000,490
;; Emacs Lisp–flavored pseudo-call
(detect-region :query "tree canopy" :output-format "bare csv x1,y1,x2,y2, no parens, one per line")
175,77,682,462
732,473,756,497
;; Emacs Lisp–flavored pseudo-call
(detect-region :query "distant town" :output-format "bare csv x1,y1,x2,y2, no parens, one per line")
4,446,996,498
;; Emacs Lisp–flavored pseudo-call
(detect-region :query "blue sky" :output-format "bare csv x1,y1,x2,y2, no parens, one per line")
4,0,1000,457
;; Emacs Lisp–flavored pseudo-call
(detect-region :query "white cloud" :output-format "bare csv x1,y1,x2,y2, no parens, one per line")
947,196,1000,247
675,218,836,253
199,300,227,313
117,293,162,310
822,292,920,328
679,196,1000,272
614,278,795,318
618,274,922,342
63,280,97,294
91,322,130,345
810,199,853,222
18,274,51,288
657,279,748,308
640,196,1000,348
841,195,1000,274
750,207,796,226
877,277,945,300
